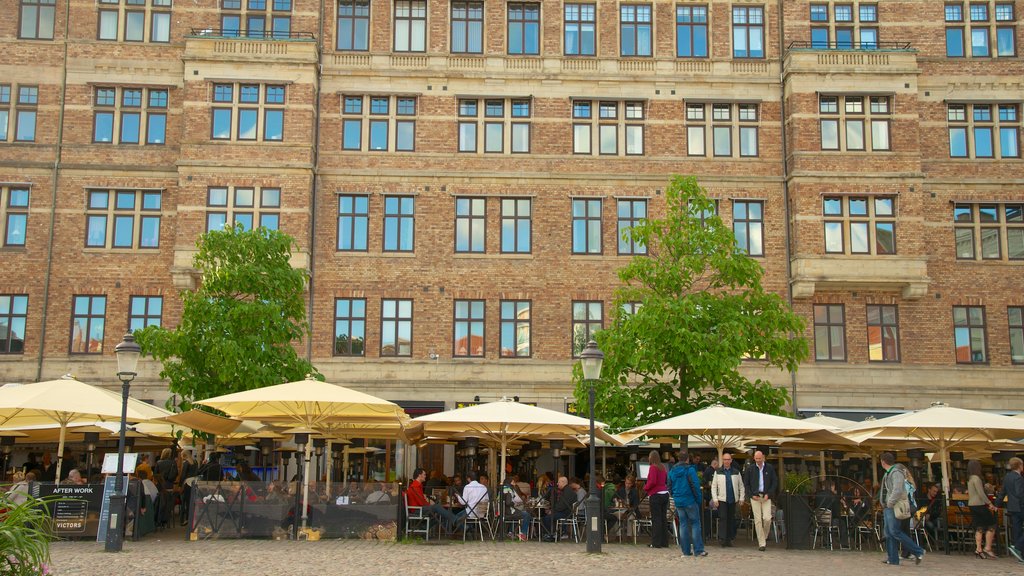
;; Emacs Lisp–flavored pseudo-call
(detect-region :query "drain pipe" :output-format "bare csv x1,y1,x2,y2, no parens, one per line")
35,2,72,381
776,0,799,414
306,0,325,363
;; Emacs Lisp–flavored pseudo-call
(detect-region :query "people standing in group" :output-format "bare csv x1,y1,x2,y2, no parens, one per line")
742,450,778,552
710,452,744,547
879,452,925,566
668,448,706,557
644,449,670,548
967,459,998,559
153,448,179,529
997,457,1024,563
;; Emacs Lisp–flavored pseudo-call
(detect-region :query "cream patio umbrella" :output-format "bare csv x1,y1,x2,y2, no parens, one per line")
0,376,172,481
195,376,409,533
841,402,1024,499
411,399,619,487
622,403,850,463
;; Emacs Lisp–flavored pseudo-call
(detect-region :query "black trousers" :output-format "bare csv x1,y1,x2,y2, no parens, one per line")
650,493,669,547
718,501,737,542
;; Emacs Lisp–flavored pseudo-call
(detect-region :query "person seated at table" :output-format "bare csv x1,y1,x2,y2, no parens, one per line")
536,473,551,500
846,486,872,526
455,471,490,523
599,473,619,532
366,482,391,504
541,475,575,541
407,467,461,534
916,483,945,548
569,477,587,503
5,471,33,506
137,469,159,505
815,479,849,548
451,473,465,494
502,475,533,541
424,470,448,492
615,474,640,516
61,468,87,486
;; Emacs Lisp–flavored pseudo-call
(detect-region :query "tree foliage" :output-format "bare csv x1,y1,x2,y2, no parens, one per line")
573,175,808,431
136,225,317,409
0,494,56,576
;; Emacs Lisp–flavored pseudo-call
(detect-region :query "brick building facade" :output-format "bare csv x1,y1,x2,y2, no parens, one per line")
0,0,1021,417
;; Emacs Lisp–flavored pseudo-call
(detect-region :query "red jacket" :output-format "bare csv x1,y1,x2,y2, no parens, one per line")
407,479,428,507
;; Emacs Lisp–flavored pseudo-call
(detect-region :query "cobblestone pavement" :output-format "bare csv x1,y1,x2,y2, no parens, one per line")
49,534,1022,576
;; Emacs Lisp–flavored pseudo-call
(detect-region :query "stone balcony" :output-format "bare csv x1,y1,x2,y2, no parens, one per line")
183,29,318,65
790,255,931,299
783,44,919,76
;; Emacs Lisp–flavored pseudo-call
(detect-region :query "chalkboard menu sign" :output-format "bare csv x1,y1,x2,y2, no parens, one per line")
35,483,105,539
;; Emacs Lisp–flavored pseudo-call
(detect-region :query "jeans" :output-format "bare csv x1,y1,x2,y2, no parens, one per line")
542,511,568,538
650,493,669,547
676,504,704,555
513,509,533,537
884,507,924,564
716,501,737,542
425,502,459,532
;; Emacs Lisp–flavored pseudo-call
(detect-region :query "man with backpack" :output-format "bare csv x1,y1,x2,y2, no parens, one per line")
668,448,707,557
879,452,925,566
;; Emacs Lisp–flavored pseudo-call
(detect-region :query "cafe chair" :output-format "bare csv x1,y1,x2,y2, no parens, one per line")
633,496,653,545
812,508,840,550
462,499,493,542
404,493,431,541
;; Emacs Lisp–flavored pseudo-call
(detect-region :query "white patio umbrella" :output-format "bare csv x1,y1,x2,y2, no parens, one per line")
411,399,619,486
0,376,172,481
842,402,1024,498
196,377,409,533
623,403,849,462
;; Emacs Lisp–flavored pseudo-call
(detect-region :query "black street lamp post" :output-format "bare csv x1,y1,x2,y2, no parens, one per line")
579,340,604,554
104,333,141,553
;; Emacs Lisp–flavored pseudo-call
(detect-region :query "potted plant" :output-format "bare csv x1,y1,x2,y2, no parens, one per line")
1,492,56,576
779,470,814,550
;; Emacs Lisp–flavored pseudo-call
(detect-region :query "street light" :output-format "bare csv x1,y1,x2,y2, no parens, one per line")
579,339,604,554
104,333,140,553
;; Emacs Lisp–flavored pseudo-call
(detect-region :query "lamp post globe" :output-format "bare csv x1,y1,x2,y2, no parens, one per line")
578,340,604,553
104,333,141,552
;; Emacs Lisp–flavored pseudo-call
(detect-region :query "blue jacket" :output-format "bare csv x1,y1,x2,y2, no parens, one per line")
668,462,702,508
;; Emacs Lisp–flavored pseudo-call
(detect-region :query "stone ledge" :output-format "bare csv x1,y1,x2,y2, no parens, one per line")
790,255,931,299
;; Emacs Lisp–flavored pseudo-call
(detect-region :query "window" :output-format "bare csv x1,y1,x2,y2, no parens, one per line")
732,6,764,58
93,87,167,145
508,3,540,55
501,198,531,253
2,187,29,247
572,198,602,254
221,0,291,38
809,1,879,49
334,298,366,356
337,0,369,50
820,95,891,151
393,0,426,51
947,103,1020,159
86,189,161,249
813,304,846,361
210,83,286,142
336,194,369,251
866,304,899,362
564,3,595,56
20,0,56,39
572,100,646,156
571,301,602,357
71,295,106,354
500,300,531,357
823,196,896,255
686,102,760,158
620,4,652,56
383,195,414,252
953,305,987,363
948,1,1016,57
457,98,530,154
451,1,483,53
97,0,172,42
1,85,38,143
453,300,485,357
732,200,764,256
953,203,1024,260
206,186,280,232
128,295,162,331
0,295,27,354
380,298,412,356
676,5,709,57
341,95,416,152
617,198,647,255
455,197,486,253
1008,306,1024,364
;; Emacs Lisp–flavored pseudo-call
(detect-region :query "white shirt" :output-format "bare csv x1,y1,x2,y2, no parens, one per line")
460,480,489,518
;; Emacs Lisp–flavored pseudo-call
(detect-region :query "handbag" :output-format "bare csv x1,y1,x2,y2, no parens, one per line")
893,497,912,520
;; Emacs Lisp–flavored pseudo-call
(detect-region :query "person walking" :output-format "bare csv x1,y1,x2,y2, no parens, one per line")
967,459,998,559
742,450,778,551
879,452,924,566
668,448,706,557
710,451,744,547
997,456,1024,563
644,449,670,548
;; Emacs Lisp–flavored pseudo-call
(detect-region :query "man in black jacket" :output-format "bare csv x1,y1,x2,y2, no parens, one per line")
742,450,778,551
998,457,1024,563
542,475,576,541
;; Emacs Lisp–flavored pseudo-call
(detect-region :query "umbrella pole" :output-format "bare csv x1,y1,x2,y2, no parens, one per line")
499,437,507,542
301,441,312,532
325,440,332,489
871,450,878,488
602,447,606,477
55,422,67,484
819,451,826,481
342,448,350,490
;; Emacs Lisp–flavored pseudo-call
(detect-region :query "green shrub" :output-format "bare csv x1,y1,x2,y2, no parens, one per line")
0,492,57,576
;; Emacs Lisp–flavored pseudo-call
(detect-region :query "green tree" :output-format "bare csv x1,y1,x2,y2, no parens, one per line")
136,225,317,409
574,175,808,430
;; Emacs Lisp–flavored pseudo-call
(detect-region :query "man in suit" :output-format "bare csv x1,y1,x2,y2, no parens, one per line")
998,457,1024,563
742,450,778,551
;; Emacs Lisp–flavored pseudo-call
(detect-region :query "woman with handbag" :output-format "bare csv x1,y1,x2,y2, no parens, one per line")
178,451,198,526
967,459,998,559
